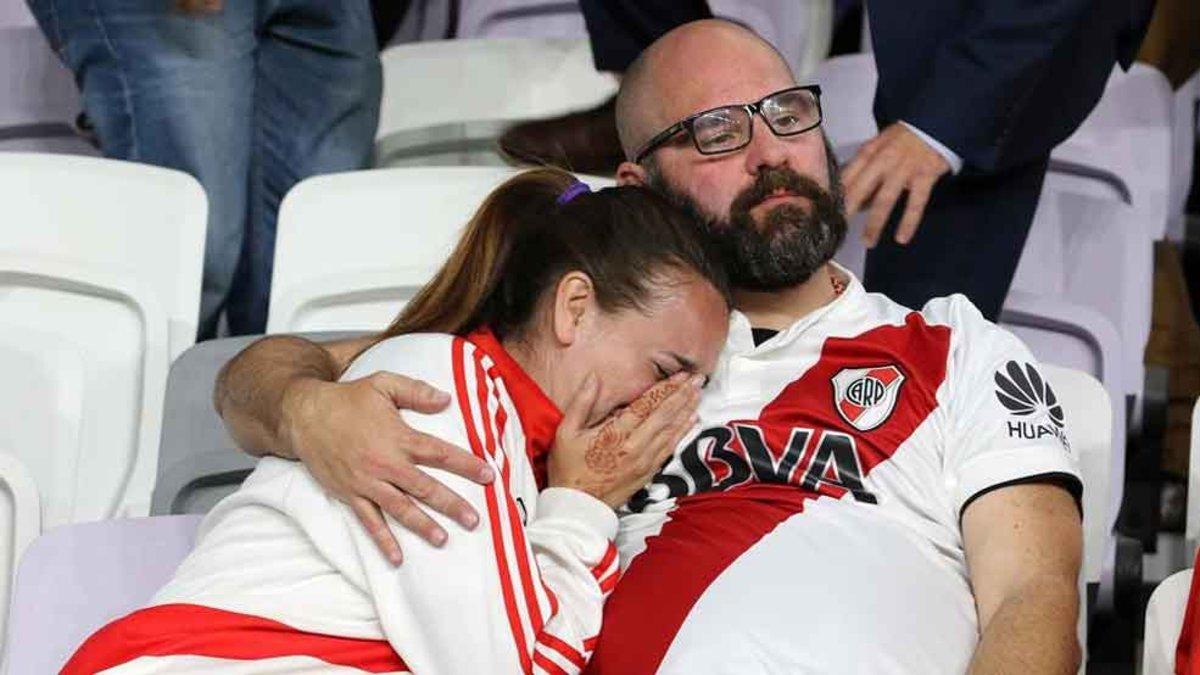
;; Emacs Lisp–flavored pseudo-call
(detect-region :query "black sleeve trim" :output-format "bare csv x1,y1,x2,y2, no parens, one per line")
959,472,1083,523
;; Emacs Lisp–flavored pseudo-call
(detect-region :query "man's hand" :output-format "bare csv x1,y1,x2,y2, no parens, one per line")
549,373,702,508
842,122,951,248
281,372,495,565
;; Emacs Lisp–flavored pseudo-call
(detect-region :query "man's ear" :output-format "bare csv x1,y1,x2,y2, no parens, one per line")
551,271,596,346
617,161,649,186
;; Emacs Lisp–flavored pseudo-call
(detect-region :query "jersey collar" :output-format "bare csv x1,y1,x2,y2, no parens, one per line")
466,327,562,485
726,262,864,356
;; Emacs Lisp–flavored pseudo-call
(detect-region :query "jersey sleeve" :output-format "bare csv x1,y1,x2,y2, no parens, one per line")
930,297,1083,519
337,335,619,675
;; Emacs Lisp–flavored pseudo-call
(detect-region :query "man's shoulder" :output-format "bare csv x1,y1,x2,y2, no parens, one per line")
915,293,988,331
847,289,1003,348
845,290,1033,380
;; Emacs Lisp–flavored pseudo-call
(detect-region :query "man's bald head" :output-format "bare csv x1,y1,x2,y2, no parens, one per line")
615,19,795,160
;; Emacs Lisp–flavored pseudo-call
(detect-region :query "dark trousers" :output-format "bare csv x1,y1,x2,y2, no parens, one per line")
864,159,1050,321
578,0,710,72
29,0,382,338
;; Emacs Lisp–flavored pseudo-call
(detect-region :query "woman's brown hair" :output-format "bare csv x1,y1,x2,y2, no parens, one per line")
379,167,729,341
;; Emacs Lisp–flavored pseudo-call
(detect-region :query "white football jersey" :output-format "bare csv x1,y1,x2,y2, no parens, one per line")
66,331,620,675
587,269,1081,674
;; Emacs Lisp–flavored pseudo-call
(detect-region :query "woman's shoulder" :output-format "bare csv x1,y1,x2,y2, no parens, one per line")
339,332,470,385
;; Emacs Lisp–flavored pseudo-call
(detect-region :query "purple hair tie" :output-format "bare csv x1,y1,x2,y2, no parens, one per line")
556,180,591,205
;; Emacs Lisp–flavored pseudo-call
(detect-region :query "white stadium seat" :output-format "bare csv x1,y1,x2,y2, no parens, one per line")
374,39,618,167
3,515,202,674
0,153,207,358
1039,365,1111,664
1049,64,1174,240
1013,189,1154,403
1011,188,1152,521
0,453,40,652
1170,72,1199,237
1143,568,1193,675
269,166,615,334
0,154,206,535
1042,366,1113,592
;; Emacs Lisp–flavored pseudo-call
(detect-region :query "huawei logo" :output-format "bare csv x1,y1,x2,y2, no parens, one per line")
994,361,1064,428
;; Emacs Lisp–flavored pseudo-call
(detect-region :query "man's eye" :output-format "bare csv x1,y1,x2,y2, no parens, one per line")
772,114,800,129
654,363,672,380
705,131,737,146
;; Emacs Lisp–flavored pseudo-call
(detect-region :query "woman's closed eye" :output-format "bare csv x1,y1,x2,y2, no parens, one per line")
653,362,675,381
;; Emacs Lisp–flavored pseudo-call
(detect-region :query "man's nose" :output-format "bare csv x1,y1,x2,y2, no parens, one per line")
743,115,790,175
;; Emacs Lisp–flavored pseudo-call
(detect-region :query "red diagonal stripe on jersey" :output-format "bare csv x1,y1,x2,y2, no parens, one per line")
587,485,815,675
756,314,949,477
540,632,587,669
586,313,951,674
534,649,571,675
62,604,409,674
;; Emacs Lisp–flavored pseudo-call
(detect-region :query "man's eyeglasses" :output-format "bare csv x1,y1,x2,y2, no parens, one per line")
632,85,823,164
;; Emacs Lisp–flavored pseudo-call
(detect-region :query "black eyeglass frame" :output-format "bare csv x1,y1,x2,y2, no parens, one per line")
632,84,824,165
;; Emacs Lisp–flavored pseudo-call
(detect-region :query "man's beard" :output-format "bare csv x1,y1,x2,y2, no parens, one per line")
649,165,847,291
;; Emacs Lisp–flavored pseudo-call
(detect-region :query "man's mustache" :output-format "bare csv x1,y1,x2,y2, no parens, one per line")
728,168,834,218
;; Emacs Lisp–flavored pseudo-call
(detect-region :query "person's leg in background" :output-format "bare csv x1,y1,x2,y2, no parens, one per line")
862,158,1050,321
25,0,256,340
226,0,381,334
497,0,710,174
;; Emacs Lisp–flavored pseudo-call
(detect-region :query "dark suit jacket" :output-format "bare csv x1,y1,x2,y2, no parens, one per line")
865,0,1155,173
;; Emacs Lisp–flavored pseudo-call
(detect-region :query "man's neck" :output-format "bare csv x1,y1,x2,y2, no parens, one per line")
734,263,841,331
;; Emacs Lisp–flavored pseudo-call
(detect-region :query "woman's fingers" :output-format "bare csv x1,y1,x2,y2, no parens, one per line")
626,375,702,448
560,372,600,435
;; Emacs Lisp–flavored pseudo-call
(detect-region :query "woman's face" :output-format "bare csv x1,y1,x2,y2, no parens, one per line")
551,269,730,426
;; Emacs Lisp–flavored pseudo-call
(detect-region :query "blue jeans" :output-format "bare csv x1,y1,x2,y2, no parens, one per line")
27,0,381,337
